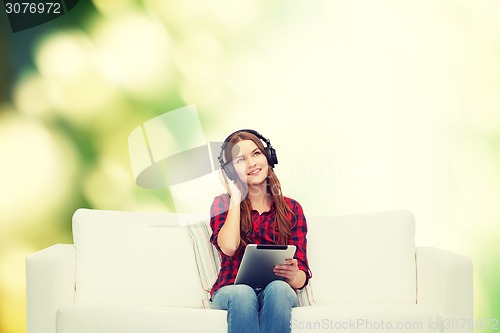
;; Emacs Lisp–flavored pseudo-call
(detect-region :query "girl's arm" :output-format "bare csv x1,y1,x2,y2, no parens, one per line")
217,193,242,256
216,172,243,256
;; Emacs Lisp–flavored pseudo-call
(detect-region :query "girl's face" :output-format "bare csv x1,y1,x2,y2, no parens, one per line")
231,139,269,185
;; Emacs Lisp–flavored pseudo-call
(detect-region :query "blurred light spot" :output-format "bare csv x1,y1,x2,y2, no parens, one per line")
173,32,226,106
0,113,78,233
36,30,94,82
179,78,226,108
91,13,172,98
82,158,135,209
92,0,136,14
0,242,34,333
461,53,500,133
452,139,500,235
0,242,33,293
143,0,210,29
34,30,116,122
210,0,259,29
173,31,222,80
13,71,52,117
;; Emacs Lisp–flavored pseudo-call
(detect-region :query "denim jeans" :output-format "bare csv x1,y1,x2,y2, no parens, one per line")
211,280,298,333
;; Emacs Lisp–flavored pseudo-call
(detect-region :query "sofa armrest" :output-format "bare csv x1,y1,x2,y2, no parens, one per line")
26,244,76,333
416,246,473,333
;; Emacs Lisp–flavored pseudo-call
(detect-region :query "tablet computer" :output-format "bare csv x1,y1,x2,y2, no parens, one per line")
234,244,297,289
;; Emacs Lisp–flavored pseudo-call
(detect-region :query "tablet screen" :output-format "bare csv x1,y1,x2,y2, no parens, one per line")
234,244,296,289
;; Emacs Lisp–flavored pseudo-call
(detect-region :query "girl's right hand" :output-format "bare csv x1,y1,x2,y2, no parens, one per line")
219,169,242,200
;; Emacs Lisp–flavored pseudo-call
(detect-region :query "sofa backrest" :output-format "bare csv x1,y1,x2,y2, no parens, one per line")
72,208,417,308
307,210,416,305
72,209,207,308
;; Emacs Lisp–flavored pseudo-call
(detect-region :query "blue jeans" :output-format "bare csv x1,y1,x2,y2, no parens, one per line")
211,280,298,333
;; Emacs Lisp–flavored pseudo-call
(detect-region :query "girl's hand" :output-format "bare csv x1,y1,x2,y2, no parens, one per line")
219,169,243,201
273,259,299,283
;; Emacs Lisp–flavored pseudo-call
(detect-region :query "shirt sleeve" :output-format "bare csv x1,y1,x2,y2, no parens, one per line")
288,199,312,284
209,194,230,253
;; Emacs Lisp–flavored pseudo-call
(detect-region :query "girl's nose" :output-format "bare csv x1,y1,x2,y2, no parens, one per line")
246,157,256,167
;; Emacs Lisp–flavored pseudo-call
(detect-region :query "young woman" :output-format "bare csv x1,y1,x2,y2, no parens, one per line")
209,129,311,333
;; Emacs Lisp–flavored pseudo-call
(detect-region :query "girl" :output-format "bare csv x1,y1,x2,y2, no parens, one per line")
210,129,311,333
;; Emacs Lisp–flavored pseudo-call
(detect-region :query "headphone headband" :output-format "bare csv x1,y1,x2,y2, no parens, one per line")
218,129,278,181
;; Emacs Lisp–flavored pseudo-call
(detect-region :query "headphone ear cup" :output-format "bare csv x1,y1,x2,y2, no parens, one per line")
223,163,237,181
265,147,278,168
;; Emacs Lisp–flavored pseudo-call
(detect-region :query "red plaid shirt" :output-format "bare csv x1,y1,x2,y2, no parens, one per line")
209,194,312,297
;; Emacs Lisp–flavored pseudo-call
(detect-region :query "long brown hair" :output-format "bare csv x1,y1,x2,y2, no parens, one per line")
223,131,294,245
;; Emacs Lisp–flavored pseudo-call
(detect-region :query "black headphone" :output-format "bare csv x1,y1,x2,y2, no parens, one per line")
218,129,278,181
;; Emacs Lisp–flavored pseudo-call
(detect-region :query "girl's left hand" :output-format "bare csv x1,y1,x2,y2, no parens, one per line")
273,259,299,283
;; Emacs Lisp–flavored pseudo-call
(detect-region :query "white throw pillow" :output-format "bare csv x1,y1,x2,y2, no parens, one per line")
72,209,206,308
307,210,416,305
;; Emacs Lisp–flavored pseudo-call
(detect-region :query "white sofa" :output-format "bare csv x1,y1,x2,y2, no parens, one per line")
26,208,473,333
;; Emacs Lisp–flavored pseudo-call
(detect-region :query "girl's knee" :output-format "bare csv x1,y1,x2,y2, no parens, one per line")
263,280,298,306
230,284,257,301
212,285,258,310
266,280,293,294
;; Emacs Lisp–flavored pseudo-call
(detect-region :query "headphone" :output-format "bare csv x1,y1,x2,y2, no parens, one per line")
218,129,278,181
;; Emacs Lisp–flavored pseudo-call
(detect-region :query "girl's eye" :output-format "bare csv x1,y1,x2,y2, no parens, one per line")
235,158,244,164
253,151,261,157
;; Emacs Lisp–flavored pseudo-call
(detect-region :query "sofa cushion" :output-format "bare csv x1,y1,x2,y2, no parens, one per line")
56,304,439,333
72,209,206,308
57,305,227,333
291,304,441,332
307,210,416,305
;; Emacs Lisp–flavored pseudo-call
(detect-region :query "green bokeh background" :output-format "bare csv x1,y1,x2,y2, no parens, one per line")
1,1,499,332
